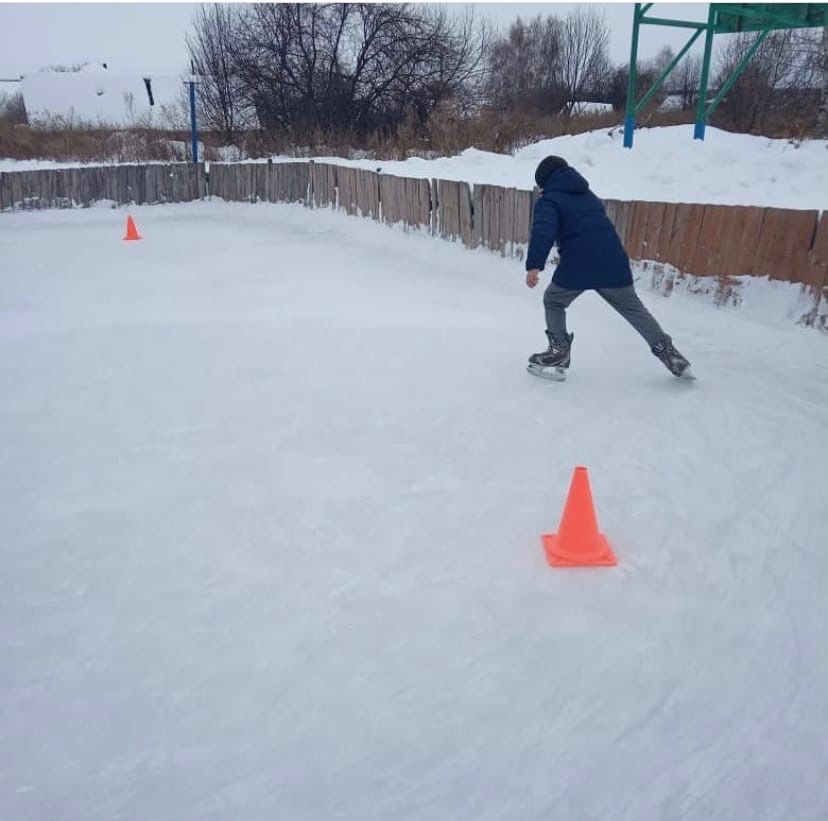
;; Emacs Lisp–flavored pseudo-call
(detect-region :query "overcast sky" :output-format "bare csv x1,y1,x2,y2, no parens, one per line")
0,2,711,81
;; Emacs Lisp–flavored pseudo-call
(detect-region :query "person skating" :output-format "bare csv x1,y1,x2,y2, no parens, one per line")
524,155,692,381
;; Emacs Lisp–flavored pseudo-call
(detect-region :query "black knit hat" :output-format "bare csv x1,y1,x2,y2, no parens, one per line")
534,156,568,189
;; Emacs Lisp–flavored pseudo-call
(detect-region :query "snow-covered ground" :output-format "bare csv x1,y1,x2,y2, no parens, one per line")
1,201,827,821
2,126,826,211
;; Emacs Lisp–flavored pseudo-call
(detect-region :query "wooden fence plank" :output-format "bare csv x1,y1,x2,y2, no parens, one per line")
486,186,501,253
775,210,817,284
436,179,455,239
613,201,632,252
709,204,752,277
656,202,677,263
501,186,515,256
337,167,354,215
711,204,739,277
626,201,650,260
674,203,706,274
312,163,337,209
483,186,491,250
473,185,485,249
642,201,666,261
434,179,445,236
691,205,721,276
434,179,441,236
804,211,828,289
379,174,396,225
750,208,780,278
662,203,688,269
750,208,817,283
514,190,533,246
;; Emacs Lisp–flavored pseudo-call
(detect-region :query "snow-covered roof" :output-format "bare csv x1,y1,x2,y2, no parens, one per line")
570,101,614,116
659,94,685,111
21,64,184,128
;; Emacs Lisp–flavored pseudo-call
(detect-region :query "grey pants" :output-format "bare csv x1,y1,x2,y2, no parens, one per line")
544,284,669,348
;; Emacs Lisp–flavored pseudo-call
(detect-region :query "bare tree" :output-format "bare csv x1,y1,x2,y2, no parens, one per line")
0,91,27,125
187,4,250,142
630,45,700,111
714,29,822,133
606,62,660,112
220,3,488,142
651,45,674,76
674,54,702,110
558,8,611,115
822,26,828,133
485,15,563,113
809,25,826,134
40,63,88,73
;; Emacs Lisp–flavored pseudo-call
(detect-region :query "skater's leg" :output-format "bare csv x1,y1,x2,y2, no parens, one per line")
596,286,669,347
598,286,692,376
528,284,583,377
543,283,583,338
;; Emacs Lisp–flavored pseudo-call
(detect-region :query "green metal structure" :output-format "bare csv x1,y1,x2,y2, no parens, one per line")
624,3,827,148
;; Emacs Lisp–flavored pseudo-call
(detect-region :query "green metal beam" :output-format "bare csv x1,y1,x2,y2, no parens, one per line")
634,28,704,116
694,4,717,140
705,28,771,118
638,17,708,30
624,3,643,148
713,3,825,32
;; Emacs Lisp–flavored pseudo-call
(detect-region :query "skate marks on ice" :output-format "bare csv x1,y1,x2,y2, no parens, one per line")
1,204,826,821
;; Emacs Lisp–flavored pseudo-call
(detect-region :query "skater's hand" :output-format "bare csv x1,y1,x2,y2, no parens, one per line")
526,269,540,288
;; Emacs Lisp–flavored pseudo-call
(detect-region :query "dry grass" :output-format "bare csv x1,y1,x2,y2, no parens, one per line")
0,121,224,164
0,103,819,167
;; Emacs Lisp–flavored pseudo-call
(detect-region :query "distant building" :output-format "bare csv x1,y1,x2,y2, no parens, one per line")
21,63,184,129
570,101,614,116
659,94,687,111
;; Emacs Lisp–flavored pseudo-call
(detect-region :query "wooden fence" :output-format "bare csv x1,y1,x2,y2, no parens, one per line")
1,160,826,326
0,163,204,210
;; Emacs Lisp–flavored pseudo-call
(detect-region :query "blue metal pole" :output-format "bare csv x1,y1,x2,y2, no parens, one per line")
189,80,199,164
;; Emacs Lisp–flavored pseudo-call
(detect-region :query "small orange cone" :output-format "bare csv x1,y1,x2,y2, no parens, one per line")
543,466,617,567
123,215,142,241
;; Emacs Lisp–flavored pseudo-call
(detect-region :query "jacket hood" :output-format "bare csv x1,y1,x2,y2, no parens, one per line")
543,166,590,194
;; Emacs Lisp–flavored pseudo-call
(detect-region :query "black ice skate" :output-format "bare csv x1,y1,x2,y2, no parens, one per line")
527,332,573,381
651,338,694,379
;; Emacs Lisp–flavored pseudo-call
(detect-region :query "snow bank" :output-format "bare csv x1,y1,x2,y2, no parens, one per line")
634,261,825,330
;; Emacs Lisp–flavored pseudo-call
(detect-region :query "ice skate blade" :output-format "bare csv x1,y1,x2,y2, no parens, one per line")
527,363,567,382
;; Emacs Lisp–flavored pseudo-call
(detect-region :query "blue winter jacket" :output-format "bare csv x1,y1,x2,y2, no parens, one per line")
525,167,633,290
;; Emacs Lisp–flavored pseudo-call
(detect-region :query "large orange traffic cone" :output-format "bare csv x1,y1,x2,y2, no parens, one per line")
543,466,617,567
123,215,142,241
